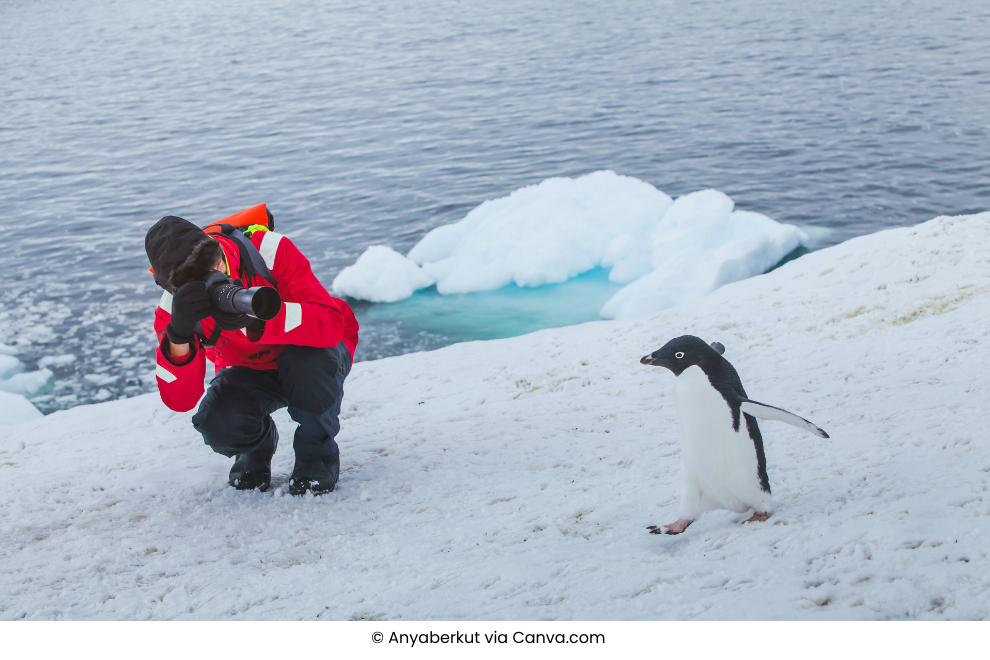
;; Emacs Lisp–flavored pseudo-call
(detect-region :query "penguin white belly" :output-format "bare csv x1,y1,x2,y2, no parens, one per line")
673,366,769,515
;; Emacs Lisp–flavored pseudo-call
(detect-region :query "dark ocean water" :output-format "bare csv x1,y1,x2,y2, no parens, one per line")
1,0,988,413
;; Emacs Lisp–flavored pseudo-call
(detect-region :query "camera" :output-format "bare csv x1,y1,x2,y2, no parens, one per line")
203,270,282,321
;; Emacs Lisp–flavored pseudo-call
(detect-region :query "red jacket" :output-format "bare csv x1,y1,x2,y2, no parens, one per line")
154,230,359,412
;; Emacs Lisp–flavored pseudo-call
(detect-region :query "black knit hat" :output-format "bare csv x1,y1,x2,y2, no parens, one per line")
145,215,217,290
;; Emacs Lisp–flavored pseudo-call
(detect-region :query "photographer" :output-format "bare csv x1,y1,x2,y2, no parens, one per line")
145,212,359,496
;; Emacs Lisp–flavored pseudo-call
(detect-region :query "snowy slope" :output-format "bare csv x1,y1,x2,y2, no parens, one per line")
1,212,988,620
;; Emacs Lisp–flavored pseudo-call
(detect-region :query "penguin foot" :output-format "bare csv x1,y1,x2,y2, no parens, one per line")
744,512,769,523
651,519,693,535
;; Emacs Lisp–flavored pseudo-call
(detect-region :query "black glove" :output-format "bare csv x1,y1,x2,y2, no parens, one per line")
211,278,250,331
244,317,266,339
213,309,250,331
166,281,212,345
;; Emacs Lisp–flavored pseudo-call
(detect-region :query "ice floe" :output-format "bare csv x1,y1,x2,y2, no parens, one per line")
0,353,24,380
0,369,54,399
0,390,43,427
332,171,807,319
37,354,78,369
0,345,46,425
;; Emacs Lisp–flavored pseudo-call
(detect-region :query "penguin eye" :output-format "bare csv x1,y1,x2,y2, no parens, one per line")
675,352,684,359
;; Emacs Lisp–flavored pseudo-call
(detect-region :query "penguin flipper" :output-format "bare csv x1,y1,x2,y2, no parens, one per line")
739,399,829,438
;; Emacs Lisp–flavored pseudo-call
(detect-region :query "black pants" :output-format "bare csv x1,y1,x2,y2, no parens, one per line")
192,343,352,460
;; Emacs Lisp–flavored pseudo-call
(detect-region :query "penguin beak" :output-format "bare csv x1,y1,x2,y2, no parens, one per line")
641,354,672,369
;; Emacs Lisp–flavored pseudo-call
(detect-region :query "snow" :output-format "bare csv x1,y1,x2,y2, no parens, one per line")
2,212,989,620
332,171,807,319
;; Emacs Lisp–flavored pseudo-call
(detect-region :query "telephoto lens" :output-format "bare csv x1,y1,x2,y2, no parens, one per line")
203,270,282,320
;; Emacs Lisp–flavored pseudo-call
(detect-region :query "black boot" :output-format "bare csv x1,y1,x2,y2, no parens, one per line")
229,429,278,491
289,454,339,496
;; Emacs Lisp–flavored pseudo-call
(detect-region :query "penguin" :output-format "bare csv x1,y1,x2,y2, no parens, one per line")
640,335,828,535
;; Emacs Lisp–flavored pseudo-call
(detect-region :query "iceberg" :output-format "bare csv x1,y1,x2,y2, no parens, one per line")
599,194,807,318
332,171,807,319
330,245,435,304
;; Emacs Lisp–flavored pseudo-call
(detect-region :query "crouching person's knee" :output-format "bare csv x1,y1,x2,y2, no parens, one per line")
277,343,351,416
192,383,274,458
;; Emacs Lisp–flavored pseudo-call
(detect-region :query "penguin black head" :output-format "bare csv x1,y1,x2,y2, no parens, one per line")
640,335,723,376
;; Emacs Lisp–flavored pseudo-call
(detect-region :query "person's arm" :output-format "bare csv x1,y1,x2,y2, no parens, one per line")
247,233,358,349
166,339,191,358
153,285,210,412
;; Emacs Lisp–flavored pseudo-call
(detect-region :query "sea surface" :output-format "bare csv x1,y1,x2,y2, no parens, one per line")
1,0,988,413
